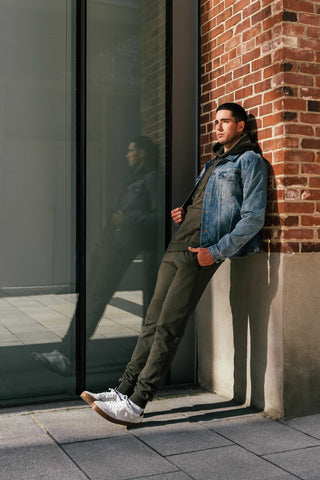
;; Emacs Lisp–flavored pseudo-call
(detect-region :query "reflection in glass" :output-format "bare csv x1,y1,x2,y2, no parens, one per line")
85,0,166,389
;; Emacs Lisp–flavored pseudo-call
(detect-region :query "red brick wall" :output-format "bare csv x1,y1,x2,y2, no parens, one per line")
200,0,320,253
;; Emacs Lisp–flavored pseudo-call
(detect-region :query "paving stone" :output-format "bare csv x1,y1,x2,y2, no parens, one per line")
0,435,87,480
282,414,320,440
35,406,129,443
202,413,320,455
264,445,320,480
133,413,231,456
0,414,43,440
169,445,298,480
63,435,174,480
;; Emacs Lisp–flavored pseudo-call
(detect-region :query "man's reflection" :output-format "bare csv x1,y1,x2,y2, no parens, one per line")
33,136,161,374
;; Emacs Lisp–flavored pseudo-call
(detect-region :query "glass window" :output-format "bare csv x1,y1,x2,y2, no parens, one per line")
85,0,166,390
0,1,76,404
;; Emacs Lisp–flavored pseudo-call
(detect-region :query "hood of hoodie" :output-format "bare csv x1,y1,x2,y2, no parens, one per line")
212,133,260,160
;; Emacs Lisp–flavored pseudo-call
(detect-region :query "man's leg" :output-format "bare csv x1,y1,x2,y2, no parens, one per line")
118,250,220,404
116,251,180,397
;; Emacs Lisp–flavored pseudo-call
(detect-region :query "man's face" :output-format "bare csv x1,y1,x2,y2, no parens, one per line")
126,142,139,167
214,109,245,151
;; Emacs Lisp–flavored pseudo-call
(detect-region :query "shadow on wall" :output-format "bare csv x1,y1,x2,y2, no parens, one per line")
230,115,280,410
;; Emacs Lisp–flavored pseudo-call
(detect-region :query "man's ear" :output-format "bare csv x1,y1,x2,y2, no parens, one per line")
238,120,245,133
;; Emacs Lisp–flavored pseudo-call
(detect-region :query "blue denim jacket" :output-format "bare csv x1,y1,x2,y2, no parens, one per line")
183,150,268,263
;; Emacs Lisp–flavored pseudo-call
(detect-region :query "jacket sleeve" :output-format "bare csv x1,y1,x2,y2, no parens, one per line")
124,170,161,231
208,154,268,263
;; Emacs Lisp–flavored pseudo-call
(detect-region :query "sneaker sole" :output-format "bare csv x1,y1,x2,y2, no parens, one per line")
92,402,142,428
80,391,96,406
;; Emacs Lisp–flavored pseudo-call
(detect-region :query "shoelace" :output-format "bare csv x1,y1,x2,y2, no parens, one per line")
106,398,131,413
100,388,127,401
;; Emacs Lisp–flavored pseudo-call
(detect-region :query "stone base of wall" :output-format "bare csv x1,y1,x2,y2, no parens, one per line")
196,252,320,418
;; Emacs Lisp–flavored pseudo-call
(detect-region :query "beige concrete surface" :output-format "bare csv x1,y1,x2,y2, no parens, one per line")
197,252,320,418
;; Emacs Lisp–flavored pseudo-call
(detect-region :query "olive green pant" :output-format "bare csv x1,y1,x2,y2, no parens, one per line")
117,249,220,408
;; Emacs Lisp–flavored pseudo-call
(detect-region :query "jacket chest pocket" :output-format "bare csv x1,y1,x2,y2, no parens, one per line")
216,169,241,199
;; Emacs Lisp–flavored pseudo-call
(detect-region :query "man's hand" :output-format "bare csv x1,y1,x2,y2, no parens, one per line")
171,207,185,224
188,246,215,266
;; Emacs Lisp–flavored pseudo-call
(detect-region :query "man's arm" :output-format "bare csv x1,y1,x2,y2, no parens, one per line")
208,154,268,263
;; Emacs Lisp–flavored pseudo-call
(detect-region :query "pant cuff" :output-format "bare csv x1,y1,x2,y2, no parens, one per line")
117,381,134,397
129,392,148,409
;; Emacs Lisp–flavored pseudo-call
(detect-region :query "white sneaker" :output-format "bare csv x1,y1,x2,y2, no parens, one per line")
80,388,126,406
93,398,144,427
32,350,72,376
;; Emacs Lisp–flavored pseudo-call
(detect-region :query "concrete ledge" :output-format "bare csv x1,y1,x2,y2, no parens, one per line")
196,252,320,418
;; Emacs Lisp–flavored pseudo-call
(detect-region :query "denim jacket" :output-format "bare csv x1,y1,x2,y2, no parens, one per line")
183,150,268,263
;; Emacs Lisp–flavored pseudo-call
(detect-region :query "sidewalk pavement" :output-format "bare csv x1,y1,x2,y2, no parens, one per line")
1,388,320,480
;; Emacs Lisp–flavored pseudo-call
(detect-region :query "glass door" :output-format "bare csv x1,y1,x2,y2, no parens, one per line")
85,0,167,390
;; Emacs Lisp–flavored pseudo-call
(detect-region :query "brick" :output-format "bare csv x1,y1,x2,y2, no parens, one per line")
273,124,284,136
263,137,299,150
283,10,297,22
299,13,320,27
281,176,309,187
271,160,299,174
284,124,314,136
301,215,320,226
283,0,314,14
300,63,320,76
278,98,307,111
302,189,320,200
282,23,306,36
281,215,300,226
308,100,320,112
286,150,315,162
281,229,314,240
302,163,320,175
274,47,315,63
301,87,320,99
283,72,314,87
301,138,320,149
307,26,320,39
282,111,297,121
300,37,320,52
259,103,273,116
278,202,314,214
300,113,320,124
310,177,320,188
262,112,283,127
301,242,320,252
